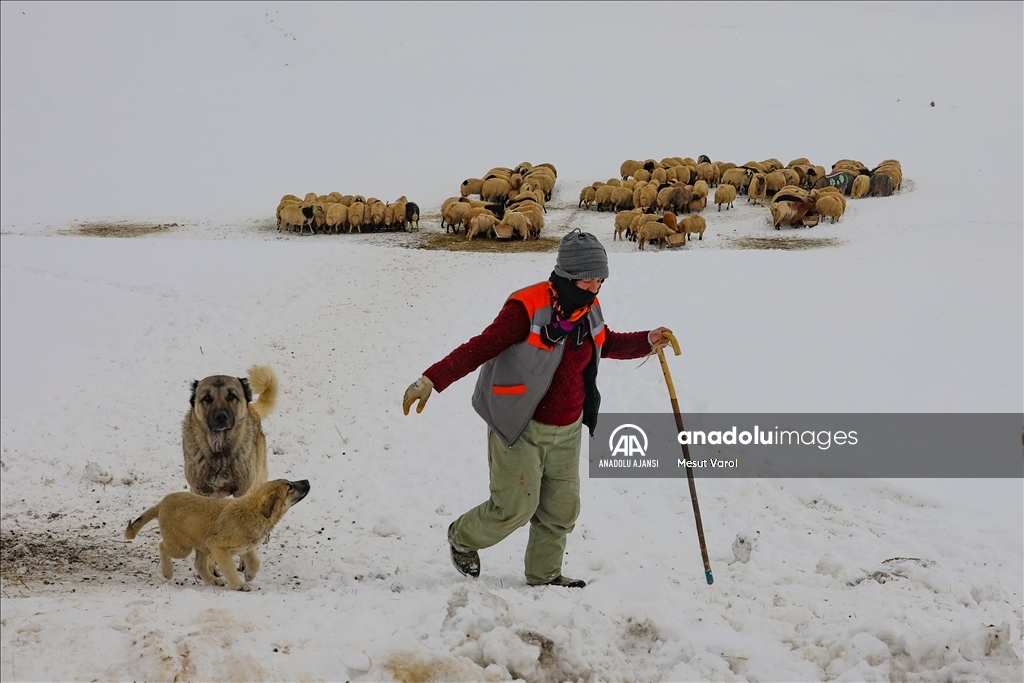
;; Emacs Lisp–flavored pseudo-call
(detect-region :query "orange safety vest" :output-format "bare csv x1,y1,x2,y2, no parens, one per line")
472,282,605,447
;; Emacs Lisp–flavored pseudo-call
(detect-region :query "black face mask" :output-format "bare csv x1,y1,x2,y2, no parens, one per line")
549,271,597,314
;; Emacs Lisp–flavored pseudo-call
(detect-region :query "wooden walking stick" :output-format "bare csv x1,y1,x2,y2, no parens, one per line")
656,331,714,585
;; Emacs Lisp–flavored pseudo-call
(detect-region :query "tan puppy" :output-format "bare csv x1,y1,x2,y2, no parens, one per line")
183,365,278,498
125,479,310,591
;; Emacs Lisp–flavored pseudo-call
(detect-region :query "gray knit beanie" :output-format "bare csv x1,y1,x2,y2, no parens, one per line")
554,229,609,280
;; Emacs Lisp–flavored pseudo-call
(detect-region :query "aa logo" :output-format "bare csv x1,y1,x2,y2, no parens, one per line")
609,424,648,458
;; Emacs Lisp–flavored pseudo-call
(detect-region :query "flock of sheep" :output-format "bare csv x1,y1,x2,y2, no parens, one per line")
439,162,558,240
272,156,903,246
579,156,903,248
276,192,420,234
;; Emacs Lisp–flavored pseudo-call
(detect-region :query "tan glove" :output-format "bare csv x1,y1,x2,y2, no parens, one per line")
402,375,434,415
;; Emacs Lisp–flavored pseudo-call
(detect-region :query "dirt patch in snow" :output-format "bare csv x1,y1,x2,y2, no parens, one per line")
72,221,178,238
0,524,152,593
727,235,843,250
409,232,560,253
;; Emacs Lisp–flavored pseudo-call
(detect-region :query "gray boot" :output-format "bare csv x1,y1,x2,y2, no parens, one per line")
448,523,480,578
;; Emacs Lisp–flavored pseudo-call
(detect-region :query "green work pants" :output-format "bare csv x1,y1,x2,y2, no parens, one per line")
451,417,582,585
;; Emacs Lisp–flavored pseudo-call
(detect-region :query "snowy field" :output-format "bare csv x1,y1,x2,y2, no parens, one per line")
2,3,1022,682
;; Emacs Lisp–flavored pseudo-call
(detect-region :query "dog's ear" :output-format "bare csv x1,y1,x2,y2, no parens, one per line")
261,488,283,519
239,378,253,404
189,380,199,408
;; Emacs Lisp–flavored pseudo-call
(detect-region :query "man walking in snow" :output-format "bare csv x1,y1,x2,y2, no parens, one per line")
403,230,672,588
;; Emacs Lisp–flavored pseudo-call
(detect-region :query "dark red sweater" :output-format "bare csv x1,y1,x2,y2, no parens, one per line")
424,299,652,426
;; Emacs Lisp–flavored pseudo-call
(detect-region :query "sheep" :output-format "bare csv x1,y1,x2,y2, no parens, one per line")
675,165,697,185
610,186,634,211
519,185,546,209
748,173,768,205
460,207,497,234
778,186,812,202
662,212,679,234
872,160,902,190
384,203,396,230
392,198,408,231
615,210,642,241
832,159,868,174
692,180,709,200
761,158,784,172
481,177,511,204
814,170,856,195
637,183,659,212
536,163,557,178
656,186,676,212
721,167,752,193
312,203,330,233
439,197,462,227
779,168,800,187
633,168,652,182
303,193,319,203
813,186,843,200
714,184,737,211
851,174,871,198
325,202,349,234
524,170,555,199
764,170,787,196
498,211,530,239
279,204,309,234
696,162,717,186
594,184,616,212
630,212,663,240
579,185,597,209
297,201,317,234
636,220,674,250
620,159,643,179
516,204,545,239
869,173,894,197
276,198,299,227
515,162,533,175
674,185,694,214
605,178,622,187
651,167,668,185
466,214,499,240
369,201,387,229
687,194,707,213
787,157,811,168
770,196,817,229
461,178,484,198
789,165,811,187
347,200,365,233
815,194,845,223
405,202,420,231
680,215,706,241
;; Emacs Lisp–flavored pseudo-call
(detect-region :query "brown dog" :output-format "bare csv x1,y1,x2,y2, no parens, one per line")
183,365,278,498
125,479,310,591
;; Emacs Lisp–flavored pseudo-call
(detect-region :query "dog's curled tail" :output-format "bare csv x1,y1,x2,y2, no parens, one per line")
125,505,160,540
247,364,279,419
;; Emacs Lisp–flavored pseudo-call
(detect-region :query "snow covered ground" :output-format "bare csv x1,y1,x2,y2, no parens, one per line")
1,3,1021,682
